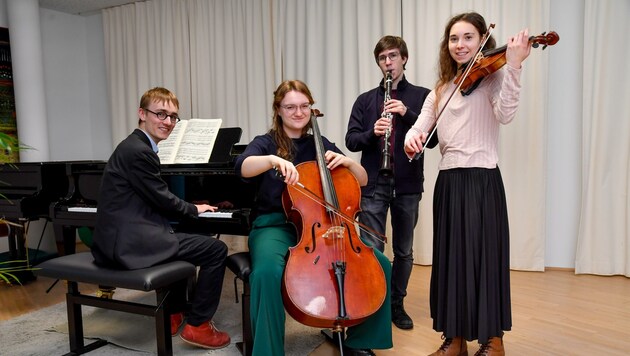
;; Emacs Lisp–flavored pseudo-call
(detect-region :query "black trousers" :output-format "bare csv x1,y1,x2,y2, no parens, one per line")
175,232,227,325
359,174,421,305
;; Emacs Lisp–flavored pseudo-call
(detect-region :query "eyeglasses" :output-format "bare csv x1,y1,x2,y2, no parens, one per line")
143,108,181,124
280,103,312,114
377,51,401,63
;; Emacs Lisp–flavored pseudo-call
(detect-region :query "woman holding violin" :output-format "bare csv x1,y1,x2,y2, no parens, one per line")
404,12,532,356
235,80,393,356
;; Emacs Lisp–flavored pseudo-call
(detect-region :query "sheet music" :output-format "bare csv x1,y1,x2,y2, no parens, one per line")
157,123,186,163
158,118,223,164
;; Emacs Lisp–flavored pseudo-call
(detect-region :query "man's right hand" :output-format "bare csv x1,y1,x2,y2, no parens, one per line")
374,116,392,137
196,204,217,214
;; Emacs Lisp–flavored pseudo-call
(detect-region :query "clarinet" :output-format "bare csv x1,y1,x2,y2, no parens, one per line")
379,71,393,176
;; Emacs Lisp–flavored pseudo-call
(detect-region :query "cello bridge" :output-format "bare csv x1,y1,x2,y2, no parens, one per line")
323,226,345,239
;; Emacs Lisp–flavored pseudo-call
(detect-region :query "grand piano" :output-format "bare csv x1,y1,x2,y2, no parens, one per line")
49,128,255,255
0,161,69,280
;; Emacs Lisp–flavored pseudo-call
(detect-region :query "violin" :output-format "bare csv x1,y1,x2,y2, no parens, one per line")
410,27,560,161
281,109,386,333
456,31,560,95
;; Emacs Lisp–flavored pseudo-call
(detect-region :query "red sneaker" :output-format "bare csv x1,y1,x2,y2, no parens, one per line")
170,313,184,336
180,321,230,349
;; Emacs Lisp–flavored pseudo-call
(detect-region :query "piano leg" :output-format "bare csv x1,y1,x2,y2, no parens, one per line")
5,220,27,261
16,220,28,260
4,220,36,282
6,222,18,260
53,223,77,255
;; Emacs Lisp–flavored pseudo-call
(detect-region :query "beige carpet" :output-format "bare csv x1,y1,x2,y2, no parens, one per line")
0,270,324,355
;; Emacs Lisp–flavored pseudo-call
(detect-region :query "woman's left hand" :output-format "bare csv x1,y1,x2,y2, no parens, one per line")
324,151,349,170
506,28,532,69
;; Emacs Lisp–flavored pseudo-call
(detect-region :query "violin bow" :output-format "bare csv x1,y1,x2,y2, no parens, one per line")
411,23,496,161
274,167,389,244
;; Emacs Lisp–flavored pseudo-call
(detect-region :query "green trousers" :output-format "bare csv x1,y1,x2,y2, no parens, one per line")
248,213,393,356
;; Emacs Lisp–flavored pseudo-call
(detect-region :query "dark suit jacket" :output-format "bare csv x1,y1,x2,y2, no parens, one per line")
92,129,198,269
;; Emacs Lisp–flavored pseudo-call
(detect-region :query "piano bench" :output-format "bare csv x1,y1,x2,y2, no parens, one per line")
35,252,196,356
225,251,253,356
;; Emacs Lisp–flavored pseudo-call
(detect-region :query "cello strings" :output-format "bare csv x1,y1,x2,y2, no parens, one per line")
288,181,387,245
320,173,340,262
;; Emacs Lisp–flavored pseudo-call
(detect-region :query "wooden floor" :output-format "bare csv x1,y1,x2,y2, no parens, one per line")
2,265,630,355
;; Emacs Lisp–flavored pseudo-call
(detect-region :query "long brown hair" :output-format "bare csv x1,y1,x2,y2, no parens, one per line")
270,80,315,161
435,12,496,104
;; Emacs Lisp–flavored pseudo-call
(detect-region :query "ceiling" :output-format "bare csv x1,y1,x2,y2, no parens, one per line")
39,0,145,16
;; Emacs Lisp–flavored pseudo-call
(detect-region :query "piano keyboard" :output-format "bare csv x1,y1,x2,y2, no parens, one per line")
67,206,237,219
199,210,235,219
67,206,97,213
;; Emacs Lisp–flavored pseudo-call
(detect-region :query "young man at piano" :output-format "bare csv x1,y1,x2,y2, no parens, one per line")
91,87,231,349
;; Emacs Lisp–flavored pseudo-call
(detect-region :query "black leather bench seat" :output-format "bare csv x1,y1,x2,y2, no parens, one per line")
35,252,196,356
36,251,196,291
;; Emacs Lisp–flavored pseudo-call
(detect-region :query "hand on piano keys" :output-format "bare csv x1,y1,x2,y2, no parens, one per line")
193,200,235,210
196,200,236,218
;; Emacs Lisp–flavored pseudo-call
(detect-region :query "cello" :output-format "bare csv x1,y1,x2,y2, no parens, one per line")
281,109,387,334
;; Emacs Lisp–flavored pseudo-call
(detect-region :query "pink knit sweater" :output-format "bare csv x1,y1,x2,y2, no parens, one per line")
406,65,522,170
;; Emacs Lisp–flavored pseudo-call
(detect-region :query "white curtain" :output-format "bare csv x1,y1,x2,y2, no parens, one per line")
103,0,191,140
271,0,400,155
401,0,550,270
106,0,630,273
186,0,275,140
575,0,630,276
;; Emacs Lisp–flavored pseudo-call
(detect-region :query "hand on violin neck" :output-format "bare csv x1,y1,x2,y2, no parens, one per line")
506,28,532,69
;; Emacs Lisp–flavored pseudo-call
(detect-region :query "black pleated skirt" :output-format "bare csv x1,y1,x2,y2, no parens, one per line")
429,167,512,344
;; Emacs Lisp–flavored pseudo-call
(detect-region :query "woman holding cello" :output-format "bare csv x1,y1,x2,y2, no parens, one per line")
235,80,392,356
404,12,533,356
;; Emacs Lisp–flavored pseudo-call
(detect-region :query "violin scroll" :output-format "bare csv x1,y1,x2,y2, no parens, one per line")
530,31,559,49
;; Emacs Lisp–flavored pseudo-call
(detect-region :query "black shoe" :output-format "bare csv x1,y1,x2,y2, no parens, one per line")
391,302,414,330
342,347,376,356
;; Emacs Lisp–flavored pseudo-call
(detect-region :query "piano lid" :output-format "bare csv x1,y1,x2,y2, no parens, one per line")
0,161,69,219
